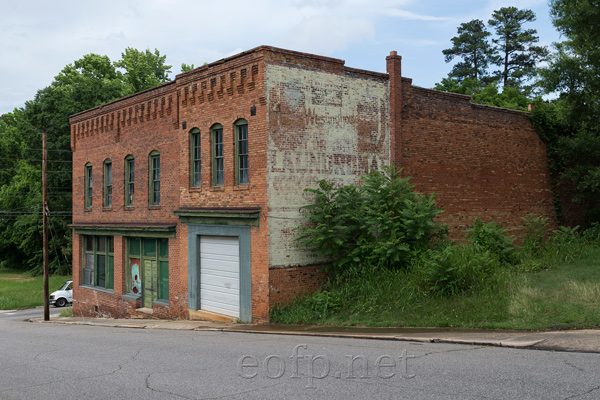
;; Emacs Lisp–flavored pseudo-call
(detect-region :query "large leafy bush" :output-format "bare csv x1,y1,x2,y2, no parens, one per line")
296,165,443,276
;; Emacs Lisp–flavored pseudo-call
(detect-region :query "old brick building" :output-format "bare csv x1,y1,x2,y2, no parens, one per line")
69,46,556,323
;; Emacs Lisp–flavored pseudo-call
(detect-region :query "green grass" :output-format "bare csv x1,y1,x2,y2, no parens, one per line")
59,307,73,317
0,269,71,310
271,245,600,331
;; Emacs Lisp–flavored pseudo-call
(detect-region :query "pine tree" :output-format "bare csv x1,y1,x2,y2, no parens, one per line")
442,19,494,85
488,7,549,92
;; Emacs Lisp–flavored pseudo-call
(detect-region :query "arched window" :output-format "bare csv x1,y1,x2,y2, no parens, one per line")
125,155,135,206
149,151,160,206
235,119,249,185
103,159,112,208
211,124,224,186
190,128,201,187
84,163,92,208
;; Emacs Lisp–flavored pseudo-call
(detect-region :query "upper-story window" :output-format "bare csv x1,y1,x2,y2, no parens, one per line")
235,120,249,185
149,151,160,206
84,163,92,208
190,128,201,187
103,159,112,208
211,124,224,186
125,155,135,207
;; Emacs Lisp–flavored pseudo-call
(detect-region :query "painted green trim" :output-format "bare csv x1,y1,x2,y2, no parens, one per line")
235,119,249,186
84,163,92,208
103,159,112,208
190,128,201,188
79,285,114,295
81,235,114,290
186,224,252,323
174,209,260,227
178,216,259,227
73,225,176,238
211,124,224,186
149,150,160,206
122,293,141,302
124,155,134,207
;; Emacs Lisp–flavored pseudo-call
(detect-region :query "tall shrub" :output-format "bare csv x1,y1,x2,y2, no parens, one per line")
296,165,443,276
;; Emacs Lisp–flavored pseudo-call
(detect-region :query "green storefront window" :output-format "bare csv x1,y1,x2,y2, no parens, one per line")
160,238,168,259
129,238,141,257
82,235,113,291
159,260,169,300
107,255,114,290
143,238,156,257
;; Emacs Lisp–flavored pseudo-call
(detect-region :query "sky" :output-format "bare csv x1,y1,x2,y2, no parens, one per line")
0,0,562,115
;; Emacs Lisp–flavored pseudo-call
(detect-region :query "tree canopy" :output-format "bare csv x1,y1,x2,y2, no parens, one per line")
0,47,179,274
114,48,172,94
442,19,494,85
489,7,549,93
437,7,548,97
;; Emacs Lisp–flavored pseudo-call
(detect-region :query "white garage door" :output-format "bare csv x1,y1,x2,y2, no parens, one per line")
200,236,240,318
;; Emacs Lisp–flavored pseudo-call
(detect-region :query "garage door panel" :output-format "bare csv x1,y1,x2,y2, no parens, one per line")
201,302,238,317
201,260,239,273
201,269,239,281
201,290,238,306
201,279,240,292
200,236,240,318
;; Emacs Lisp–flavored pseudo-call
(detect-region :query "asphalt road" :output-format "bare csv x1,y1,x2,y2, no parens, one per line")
1,309,600,399
0,305,63,321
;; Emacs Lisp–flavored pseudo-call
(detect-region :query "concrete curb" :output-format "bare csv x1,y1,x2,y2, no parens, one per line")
32,317,595,352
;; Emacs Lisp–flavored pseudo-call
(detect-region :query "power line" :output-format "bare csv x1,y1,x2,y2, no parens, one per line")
0,211,72,215
1,147,72,153
0,169,72,173
0,158,72,163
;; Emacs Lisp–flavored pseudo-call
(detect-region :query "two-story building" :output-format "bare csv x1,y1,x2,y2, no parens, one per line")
70,46,556,323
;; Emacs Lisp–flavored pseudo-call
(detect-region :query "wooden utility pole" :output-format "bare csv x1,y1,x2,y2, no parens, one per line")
43,131,49,321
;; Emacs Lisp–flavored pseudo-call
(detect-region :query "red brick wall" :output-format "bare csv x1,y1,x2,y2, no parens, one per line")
400,86,557,237
71,80,186,319
269,265,328,307
176,49,270,322
70,47,272,322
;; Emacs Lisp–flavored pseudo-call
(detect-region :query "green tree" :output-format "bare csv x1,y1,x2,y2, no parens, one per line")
115,48,172,94
488,7,549,93
537,0,600,222
181,63,195,73
0,54,124,273
1,48,175,273
442,19,494,86
541,0,600,132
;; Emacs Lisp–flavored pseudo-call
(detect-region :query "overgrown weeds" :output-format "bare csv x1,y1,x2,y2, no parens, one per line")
273,210,600,329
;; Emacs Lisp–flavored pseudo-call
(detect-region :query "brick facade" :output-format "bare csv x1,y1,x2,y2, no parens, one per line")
69,46,556,323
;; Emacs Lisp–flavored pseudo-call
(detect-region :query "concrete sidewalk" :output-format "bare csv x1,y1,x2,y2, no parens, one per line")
30,316,600,353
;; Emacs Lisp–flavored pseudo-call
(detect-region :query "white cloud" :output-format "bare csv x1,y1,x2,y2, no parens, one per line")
0,0,560,115
287,16,375,53
382,8,455,21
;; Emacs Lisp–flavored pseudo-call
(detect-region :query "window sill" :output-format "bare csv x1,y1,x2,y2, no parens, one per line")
84,207,92,212
79,285,114,295
122,293,141,301
233,184,250,191
153,299,169,307
124,206,135,211
148,205,161,210
209,186,225,192
189,186,203,192
102,207,113,211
